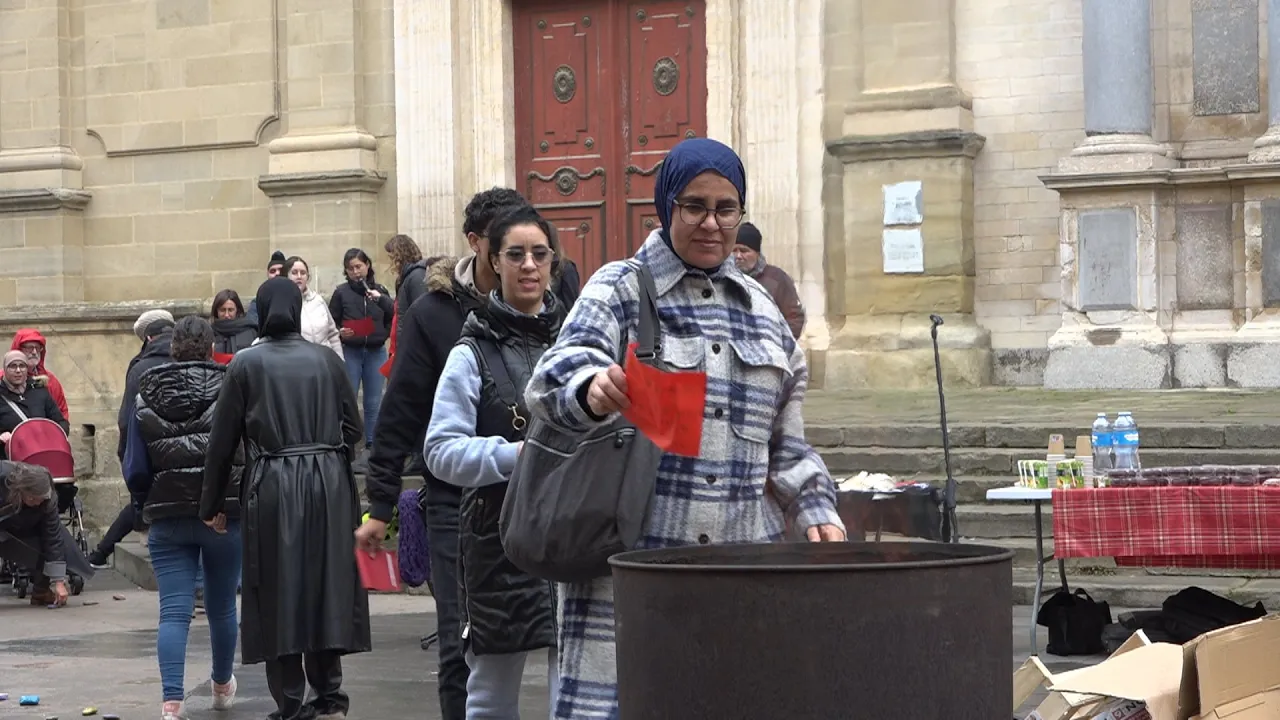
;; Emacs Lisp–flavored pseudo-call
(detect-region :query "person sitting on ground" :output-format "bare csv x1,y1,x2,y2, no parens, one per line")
211,289,258,357
124,315,243,720
0,350,69,460
0,461,72,607
10,329,70,421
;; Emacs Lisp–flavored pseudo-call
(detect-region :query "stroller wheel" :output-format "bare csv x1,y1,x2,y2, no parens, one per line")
69,574,84,596
14,576,28,599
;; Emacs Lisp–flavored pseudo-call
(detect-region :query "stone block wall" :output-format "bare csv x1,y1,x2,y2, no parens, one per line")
956,0,1086,381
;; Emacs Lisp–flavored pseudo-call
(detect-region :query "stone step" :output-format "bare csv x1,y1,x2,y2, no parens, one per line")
965,537,1118,570
810,422,1280,450
956,504,1052,539
1011,569,1280,610
818,446,1280,476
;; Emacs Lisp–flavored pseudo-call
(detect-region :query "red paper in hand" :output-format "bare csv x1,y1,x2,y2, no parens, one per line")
621,343,707,457
345,317,376,337
355,548,401,592
212,352,235,365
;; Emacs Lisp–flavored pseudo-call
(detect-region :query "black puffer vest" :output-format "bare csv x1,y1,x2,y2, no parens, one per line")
136,361,243,523
457,290,561,656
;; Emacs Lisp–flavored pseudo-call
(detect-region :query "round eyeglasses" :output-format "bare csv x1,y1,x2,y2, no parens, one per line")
675,201,746,229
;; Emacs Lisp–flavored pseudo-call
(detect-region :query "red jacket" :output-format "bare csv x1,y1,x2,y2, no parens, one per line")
11,329,70,421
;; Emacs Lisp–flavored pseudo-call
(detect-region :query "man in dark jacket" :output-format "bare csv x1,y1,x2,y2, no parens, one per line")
354,187,533,720
90,312,175,569
732,222,807,339
245,250,288,327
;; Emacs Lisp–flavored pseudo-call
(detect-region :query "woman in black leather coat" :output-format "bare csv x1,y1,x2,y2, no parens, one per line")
424,204,562,717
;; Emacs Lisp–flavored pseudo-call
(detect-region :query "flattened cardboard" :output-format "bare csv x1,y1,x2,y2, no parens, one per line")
1050,643,1185,720
1021,631,1154,720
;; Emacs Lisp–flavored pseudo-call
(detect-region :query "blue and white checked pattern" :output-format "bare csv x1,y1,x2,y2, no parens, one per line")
525,230,844,718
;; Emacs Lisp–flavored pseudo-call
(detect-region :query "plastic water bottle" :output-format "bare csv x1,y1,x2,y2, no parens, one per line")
1091,413,1113,476
1113,412,1141,470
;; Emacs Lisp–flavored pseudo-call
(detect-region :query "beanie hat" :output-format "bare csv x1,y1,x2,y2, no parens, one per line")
268,250,287,270
132,309,174,341
736,222,762,253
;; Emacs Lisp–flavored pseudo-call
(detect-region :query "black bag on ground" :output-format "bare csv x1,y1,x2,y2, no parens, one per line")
1037,588,1112,656
1160,586,1266,644
500,261,664,583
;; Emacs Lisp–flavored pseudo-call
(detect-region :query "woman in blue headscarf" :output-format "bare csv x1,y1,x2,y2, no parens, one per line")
525,137,846,718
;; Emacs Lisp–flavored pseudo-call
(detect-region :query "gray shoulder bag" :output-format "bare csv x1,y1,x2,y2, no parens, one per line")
499,261,664,583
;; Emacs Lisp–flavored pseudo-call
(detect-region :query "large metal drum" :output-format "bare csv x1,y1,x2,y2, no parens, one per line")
610,541,1014,720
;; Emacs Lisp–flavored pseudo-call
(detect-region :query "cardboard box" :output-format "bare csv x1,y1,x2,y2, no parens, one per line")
1015,632,1152,720
1048,615,1280,720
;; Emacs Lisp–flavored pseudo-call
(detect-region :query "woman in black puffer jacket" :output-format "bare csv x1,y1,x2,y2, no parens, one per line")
122,316,245,718
210,289,257,357
328,248,394,465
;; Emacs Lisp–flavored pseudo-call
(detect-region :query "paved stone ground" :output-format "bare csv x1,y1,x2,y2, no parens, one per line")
0,570,1103,719
801,387,1280,426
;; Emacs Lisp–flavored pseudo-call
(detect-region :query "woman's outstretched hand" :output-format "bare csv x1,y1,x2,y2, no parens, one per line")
806,524,846,542
586,365,630,416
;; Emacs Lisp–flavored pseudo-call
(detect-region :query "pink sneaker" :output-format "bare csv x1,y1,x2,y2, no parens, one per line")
211,675,237,711
161,700,185,719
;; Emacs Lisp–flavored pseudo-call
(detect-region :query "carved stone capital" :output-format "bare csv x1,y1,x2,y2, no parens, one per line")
827,130,985,163
257,169,387,198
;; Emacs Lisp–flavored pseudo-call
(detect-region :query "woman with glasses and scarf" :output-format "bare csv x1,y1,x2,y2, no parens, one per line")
525,138,846,718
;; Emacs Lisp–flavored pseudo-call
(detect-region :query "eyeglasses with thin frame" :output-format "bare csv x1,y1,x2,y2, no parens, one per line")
675,201,746,229
499,246,557,267
5,363,28,371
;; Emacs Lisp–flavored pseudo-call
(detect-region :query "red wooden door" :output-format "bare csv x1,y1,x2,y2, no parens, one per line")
513,0,708,284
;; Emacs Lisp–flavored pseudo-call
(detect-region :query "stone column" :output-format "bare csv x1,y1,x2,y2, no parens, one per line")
1063,0,1173,171
0,0,88,303
1250,0,1280,161
258,0,387,293
392,0,459,255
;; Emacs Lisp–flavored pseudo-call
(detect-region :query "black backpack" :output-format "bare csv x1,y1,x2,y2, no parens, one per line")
1037,588,1112,656
1160,586,1266,644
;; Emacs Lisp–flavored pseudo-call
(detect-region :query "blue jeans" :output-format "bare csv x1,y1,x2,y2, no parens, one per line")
344,344,387,446
148,517,243,702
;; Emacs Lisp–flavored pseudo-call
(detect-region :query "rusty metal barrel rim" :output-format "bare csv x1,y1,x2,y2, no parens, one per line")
608,540,1016,573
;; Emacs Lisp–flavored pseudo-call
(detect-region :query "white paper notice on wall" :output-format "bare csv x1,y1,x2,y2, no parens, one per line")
883,228,925,274
883,180,924,226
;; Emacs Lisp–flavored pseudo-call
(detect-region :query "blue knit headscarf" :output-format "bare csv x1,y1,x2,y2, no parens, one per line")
653,138,747,259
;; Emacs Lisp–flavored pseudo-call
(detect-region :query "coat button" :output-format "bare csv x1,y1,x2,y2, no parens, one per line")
698,533,710,544
701,288,713,299
711,343,721,354
714,408,724,419
706,475,716,484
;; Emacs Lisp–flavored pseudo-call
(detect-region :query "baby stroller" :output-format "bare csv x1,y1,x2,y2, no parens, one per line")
3,418,89,597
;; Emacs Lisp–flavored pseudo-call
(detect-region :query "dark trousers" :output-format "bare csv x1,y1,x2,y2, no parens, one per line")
264,651,347,720
95,503,138,557
424,477,468,720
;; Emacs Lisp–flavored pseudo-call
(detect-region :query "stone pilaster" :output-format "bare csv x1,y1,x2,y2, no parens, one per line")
0,0,87,303
258,0,386,292
1251,0,1280,162
824,0,991,389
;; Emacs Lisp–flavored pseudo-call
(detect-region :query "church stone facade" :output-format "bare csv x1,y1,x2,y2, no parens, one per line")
2,0,1279,446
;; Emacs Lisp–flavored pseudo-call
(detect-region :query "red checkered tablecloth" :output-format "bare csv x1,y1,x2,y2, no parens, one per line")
1051,486,1280,569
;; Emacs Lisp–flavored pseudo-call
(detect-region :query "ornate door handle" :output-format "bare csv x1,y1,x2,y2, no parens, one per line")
623,160,664,193
526,166,606,197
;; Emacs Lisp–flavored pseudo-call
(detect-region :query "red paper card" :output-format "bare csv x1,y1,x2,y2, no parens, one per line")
345,317,376,337
212,352,235,365
621,343,707,457
355,549,401,592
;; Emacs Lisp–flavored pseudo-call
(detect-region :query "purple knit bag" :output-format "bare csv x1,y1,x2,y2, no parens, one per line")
397,489,431,588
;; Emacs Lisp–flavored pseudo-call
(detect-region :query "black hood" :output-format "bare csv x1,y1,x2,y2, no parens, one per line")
256,277,303,338
140,330,174,360
464,290,561,345
137,361,227,424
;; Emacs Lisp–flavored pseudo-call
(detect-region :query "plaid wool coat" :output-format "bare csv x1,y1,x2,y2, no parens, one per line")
524,230,844,718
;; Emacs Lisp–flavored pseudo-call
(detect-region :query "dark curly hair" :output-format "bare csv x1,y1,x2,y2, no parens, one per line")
170,315,215,362
462,187,529,238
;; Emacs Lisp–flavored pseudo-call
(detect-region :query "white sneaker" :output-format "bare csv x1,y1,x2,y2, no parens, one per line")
211,674,237,710
161,700,185,719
